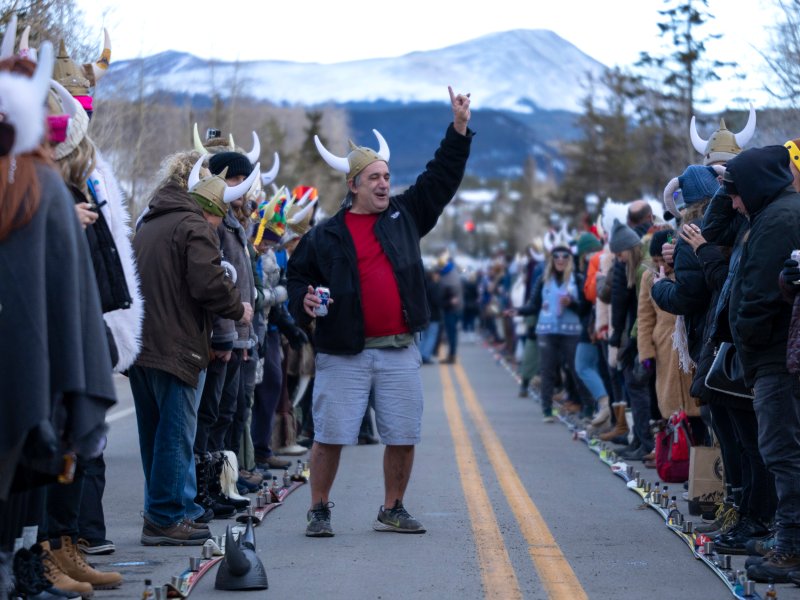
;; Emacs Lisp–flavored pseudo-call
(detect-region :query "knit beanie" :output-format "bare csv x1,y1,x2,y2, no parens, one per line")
209,152,253,179
649,229,673,257
608,219,640,253
576,232,602,257
678,165,719,205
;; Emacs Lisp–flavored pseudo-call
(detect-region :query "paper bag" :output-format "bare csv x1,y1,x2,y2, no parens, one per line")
688,446,724,500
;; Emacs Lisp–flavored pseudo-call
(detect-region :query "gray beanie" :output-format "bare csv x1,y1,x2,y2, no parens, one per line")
609,219,640,253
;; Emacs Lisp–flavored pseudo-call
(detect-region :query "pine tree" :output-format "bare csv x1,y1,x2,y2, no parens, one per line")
763,0,800,109
560,69,643,208
635,0,739,164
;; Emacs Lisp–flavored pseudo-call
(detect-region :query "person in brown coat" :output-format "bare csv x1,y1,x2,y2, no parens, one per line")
130,153,253,545
637,229,699,420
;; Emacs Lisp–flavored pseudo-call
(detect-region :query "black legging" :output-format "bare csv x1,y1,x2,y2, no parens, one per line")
708,402,743,506
539,334,581,415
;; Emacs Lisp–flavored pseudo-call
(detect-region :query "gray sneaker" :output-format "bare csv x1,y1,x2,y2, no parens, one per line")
306,501,334,537
373,500,426,533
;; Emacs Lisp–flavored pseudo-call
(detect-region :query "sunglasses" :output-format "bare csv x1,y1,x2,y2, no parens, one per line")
552,252,571,259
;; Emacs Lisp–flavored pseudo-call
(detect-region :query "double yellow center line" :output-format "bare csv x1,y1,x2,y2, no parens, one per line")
440,363,588,600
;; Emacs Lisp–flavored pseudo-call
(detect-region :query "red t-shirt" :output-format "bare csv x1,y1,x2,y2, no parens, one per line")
344,212,409,338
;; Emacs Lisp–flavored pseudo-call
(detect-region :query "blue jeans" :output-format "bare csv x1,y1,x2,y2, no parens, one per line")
185,369,206,521
129,365,203,527
575,341,608,401
753,373,800,553
443,311,460,358
419,321,441,362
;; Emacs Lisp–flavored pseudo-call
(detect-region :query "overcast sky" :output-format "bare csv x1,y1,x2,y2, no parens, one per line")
78,0,781,107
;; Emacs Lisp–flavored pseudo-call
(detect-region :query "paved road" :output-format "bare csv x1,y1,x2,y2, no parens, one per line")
88,340,797,600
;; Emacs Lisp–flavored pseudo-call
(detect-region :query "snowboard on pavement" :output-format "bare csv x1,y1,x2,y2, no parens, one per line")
624,479,763,600
162,469,308,596
569,427,766,599
165,554,225,598
235,470,307,526
486,341,771,600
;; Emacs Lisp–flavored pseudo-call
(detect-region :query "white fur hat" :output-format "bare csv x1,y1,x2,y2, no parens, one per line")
600,199,628,241
0,41,54,156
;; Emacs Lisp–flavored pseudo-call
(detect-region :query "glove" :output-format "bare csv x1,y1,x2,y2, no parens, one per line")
285,325,308,350
641,358,655,372
781,259,800,287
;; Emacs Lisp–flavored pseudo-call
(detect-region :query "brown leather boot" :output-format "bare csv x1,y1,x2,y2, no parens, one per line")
599,403,629,441
50,536,123,590
39,541,94,598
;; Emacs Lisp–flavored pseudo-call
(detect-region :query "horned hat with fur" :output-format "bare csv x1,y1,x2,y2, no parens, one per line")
0,39,54,158
314,129,390,181
186,155,261,217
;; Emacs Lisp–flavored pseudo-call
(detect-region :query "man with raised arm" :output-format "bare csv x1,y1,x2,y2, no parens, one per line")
287,87,473,537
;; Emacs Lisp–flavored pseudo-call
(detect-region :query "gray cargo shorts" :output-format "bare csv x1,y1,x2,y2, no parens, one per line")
312,345,423,445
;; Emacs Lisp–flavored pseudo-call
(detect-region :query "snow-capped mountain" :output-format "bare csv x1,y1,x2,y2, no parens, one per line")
99,29,606,114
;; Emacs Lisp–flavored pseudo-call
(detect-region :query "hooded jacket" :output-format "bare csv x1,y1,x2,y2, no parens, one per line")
727,145,799,383
133,182,243,387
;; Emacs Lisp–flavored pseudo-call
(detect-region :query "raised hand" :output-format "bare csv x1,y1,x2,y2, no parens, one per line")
448,85,471,135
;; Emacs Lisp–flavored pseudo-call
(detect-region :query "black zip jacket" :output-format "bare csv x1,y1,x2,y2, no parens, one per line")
726,146,799,383
287,123,473,355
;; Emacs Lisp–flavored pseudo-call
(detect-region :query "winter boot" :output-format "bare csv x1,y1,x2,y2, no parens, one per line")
195,453,235,519
12,546,71,599
599,403,629,442
38,541,93,598
219,451,251,506
209,451,249,511
49,536,122,590
590,396,611,427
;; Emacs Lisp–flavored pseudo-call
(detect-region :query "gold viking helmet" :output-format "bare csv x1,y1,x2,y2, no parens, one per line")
52,30,112,95
186,156,261,217
54,39,90,95
313,129,390,181
689,105,756,166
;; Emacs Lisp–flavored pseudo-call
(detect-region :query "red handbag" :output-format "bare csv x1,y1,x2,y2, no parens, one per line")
655,410,695,483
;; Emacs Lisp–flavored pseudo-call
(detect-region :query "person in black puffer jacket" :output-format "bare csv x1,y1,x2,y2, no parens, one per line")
679,192,777,555
720,146,800,583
